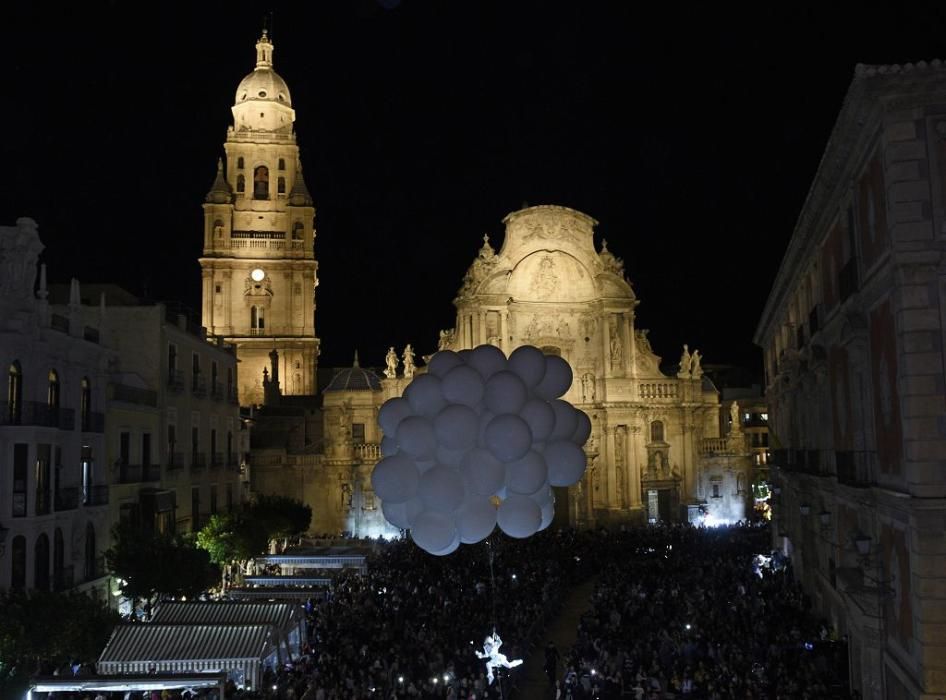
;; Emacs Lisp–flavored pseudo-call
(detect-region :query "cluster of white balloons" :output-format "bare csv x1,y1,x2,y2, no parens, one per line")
372,344,591,555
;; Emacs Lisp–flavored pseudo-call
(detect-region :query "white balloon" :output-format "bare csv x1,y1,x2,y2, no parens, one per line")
416,459,437,475
468,344,508,379
378,397,414,438
396,416,437,459
460,448,506,496
380,435,399,457
456,496,498,544
418,465,466,513
530,482,554,508
508,345,547,388
549,399,579,441
434,404,479,451
484,370,528,415
572,409,592,445
411,510,457,554
436,444,468,468
534,355,573,400
441,365,485,407
404,373,447,417
427,350,464,378
371,455,420,504
429,531,461,556
538,500,554,531
506,450,548,495
382,497,423,529
519,398,555,443
545,440,587,487
484,414,533,463
496,494,542,539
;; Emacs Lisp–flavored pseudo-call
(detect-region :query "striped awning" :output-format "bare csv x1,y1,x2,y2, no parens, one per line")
150,601,303,631
243,575,333,587
98,624,275,667
228,587,325,601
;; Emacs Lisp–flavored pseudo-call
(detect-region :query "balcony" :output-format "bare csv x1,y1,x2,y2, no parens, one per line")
192,376,207,398
355,443,382,461
110,383,158,407
85,485,109,506
167,369,185,394
0,401,75,430
228,387,240,405
55,487,79,511
167,451,185,469
839,258,859,302
211,380,224,401
211,452,224,468
80,411,105,433
117,463,162,484
191,452,207,470
835,451,876,488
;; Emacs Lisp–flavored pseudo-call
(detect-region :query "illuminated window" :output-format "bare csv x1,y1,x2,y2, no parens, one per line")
250,305,265,331
761,412,768,422
47,369,60,410
352,423,366,444
8,361,22,423
253,166,269,199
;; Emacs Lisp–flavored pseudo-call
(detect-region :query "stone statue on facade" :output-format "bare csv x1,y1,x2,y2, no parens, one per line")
402,344,416,379
438,329,455,351
690,349,703,378
609,318,623,366
581,373,596,403
730,401,741,432
384,346,398,379
677,344,692,378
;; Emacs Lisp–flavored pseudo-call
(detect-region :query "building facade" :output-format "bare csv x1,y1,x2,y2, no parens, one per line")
754,60,946,698
199,30,320,406
439,205,742,527
0,219,111,601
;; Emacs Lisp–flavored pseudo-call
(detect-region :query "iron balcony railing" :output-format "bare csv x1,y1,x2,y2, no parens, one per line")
1,401,75,429
118,463,162,483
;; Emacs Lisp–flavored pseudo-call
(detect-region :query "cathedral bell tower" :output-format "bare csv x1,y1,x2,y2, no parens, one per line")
199,30,320,405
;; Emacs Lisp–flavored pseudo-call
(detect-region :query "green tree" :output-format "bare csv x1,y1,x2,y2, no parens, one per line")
106,521,219,608
250,494,312,544
0,589,120,696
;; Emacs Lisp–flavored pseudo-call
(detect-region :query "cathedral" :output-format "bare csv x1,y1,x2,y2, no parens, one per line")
203,32,752,535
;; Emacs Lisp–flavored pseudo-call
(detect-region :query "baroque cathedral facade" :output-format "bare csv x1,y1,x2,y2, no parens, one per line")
203,33,750,535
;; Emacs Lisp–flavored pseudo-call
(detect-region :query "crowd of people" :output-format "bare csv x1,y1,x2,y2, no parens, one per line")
45,522,850,700
552,524,847,699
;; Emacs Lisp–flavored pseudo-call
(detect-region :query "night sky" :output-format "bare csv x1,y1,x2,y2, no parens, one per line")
4,1,946,378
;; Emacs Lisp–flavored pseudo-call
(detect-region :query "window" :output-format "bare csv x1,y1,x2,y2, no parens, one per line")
277,177,286,194
351,423,366,445
192,353,200,390
226,367,234,397
712,484,720,498
211,361,218,392
253,165,269,199
8,361,22,423
119,431,130,467
650,421,664,443
236,174,245,193
227,431,233,466
13,443,28,517
227,483,234,513
47,369,60,410
292,222,304,240
192,487,201,531
251,305,265,330
210,485,218,515
81,446,93,505
10,536,26,589
278,158,286,171
192,426,199,459
84,523,96,580
80,377,91,431
167,424,177,465
142,433,151,468
168,343,177,377
35,444,51,515
213,219,224,238
215,284,222,294
210,429,217,465
237,156,244,169
35,533,50,591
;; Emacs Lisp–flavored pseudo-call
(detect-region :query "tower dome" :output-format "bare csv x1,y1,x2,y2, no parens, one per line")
231,30,296,133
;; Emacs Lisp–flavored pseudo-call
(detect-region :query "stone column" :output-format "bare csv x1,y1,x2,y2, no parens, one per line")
500,310,509,353
602,313,613,376
479,312,487,347
628,424,642,507
604,426,617,510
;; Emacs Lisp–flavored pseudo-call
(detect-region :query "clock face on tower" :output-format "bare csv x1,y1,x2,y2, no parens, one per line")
251,268,266,282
